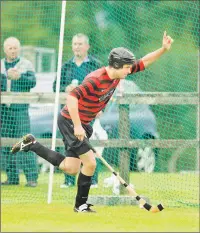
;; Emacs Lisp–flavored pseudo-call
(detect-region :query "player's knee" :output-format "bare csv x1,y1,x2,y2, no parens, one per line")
69,170,78,176
85,160,96,173
63,166,79,175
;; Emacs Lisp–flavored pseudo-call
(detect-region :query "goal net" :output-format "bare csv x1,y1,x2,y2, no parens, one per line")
1,1,199,209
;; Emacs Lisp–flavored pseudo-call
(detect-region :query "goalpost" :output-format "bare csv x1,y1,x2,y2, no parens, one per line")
1,1,199,210
47,0,66,204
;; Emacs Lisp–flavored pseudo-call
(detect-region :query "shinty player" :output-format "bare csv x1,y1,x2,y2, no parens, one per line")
11,31,173,213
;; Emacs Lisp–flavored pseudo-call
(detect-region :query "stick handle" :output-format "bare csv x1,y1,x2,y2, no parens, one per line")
88,143,138,197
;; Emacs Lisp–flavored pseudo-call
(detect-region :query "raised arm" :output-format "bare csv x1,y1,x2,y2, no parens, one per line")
141,31,174,68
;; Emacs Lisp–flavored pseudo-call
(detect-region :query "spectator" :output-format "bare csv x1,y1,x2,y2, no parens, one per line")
1,37,38,187
53,33,101,188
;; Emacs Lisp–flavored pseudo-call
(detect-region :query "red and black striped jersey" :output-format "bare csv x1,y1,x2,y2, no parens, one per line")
61,59,145,124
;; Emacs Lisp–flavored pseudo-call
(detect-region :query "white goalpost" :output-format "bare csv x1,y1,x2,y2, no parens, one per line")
47,0,67,204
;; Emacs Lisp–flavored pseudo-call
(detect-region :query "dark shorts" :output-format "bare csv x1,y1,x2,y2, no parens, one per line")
57,113,93,158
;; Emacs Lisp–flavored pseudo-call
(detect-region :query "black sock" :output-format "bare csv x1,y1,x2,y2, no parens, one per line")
30,142,65,167
75,172,92,208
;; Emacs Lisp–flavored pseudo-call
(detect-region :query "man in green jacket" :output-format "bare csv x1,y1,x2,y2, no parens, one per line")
1,37,38,187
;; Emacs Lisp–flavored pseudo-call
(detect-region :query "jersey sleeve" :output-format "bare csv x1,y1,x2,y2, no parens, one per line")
130,59,145,74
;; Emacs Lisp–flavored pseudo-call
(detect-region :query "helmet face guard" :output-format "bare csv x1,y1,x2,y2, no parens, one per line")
108,47,136,69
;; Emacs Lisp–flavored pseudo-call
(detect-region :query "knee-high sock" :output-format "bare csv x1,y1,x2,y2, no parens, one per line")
30,142,65,167
75,172,92,208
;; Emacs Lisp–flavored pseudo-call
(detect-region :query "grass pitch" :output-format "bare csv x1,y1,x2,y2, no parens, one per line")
2,203,199,232
1,172,199,232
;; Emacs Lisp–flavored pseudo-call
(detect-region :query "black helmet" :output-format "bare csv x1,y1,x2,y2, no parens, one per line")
108,47,136,69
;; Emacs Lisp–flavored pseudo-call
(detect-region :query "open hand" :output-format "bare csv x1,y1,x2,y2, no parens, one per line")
162,31,174,51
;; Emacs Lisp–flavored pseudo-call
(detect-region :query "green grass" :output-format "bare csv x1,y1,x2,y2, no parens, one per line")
1,172,199,232
2,204,199,232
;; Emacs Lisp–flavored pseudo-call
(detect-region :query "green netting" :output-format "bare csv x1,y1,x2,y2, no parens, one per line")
1,0,199,210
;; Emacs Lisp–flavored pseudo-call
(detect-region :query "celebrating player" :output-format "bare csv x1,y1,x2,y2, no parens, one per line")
11,31,173,213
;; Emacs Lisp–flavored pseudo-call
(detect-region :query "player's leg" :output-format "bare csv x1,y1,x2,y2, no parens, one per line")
11,135,80,175
57,147,76,188
58,145,96,212
11,112,86,176
11,114,96,212
58,118,97,212
73,150,96,212
59,156,81,175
